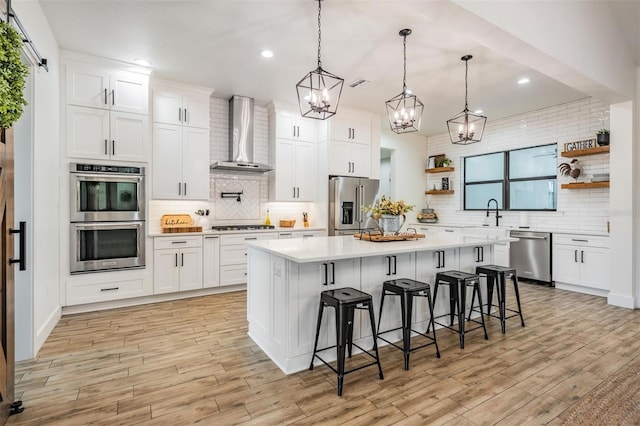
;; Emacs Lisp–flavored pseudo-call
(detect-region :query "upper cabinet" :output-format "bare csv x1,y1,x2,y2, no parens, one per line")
63,52,152,162
66,62,149,115
267,102,317,202
151,80,213,200
328,112,372,145
153,88,210,129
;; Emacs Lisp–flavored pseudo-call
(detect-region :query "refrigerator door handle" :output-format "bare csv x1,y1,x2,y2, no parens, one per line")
360,185,366,223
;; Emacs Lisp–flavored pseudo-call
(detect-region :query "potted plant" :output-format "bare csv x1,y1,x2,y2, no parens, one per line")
438,157,452,167
596,129,610,146
362,195,414,235
0,20,29,135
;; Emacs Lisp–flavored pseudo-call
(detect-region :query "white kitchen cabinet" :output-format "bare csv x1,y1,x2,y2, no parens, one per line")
203,235,220,288
271,139,316,201
553,234,609,291
66,106,148,162
152,123,210,200
220,232,278,286
153,88,210,129
66,62,149,114
292,259,361,358
153,236,203,294
328,111,372,145
360,253,415,338
326,140,371,177
458,244,493,274
273,108,316,142
279,230,326,239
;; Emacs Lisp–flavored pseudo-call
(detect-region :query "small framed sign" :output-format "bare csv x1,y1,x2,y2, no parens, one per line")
564,138,596,152
441,177,450,190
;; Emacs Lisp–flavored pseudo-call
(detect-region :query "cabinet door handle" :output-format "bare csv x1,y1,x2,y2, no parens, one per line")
184,182,187,196
100,287,119,292
352,128,355,139
184,108,188,123
392,255,397,275
205,236,219,239
175,253,178,267
481,246,484,262
104,88,108,105
111,89,115,106
386,256,391,276
178,182,182,195
297,187,300,198
179,108,182,122
181,252,184,267
441,250,446,268
112,140,115,156
171,241,187,244
572,239,588,243
322,263,328,286
574,250,578,263
104,139,108,155
330,262,335,284
581,250,584,263
244,237,258,240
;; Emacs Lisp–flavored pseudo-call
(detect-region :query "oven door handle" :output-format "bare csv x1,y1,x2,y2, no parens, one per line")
73,221,143,230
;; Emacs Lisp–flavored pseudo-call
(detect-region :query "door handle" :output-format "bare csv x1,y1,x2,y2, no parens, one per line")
574,249,578,263
322,263,328,285
9,221,26,271
330,262,335,284
181,252,184,267
179,108,182,122
386,256,391,276
175,253,178,267
184,108,188,123
581,250,584,263
392,255,397,275
104,139,108,155
184,182,187,196
111,89,115,106
112,140,115,156
178,182,182,196
104,88,108,105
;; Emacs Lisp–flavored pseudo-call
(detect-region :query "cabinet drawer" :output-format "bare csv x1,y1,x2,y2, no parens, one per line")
220,265,248,286
220,232,278,246
154,235,202,250
220,246,247,266
554,234,609,248
67,279,148,305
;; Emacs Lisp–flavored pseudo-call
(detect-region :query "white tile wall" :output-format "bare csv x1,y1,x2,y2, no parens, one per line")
426,97,610,232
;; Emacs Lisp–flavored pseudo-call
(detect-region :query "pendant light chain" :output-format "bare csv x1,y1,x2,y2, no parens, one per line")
402,32,407,93
317,0,322,69
464,58,469,111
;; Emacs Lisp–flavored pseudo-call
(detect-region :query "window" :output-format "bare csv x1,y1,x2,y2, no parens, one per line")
464,144,557,211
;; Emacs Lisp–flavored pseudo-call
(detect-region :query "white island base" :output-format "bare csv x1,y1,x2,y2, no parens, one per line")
246,234,515,375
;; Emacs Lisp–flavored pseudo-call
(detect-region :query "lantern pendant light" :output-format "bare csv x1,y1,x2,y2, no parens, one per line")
296,0,343,120
447,55,486,145
385,28,423,134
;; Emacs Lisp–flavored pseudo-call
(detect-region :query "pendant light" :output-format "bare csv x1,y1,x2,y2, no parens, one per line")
447,55,486,145
296,0,343,120
385,29,423,134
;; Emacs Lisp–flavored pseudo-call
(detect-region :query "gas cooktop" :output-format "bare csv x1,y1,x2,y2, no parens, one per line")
211,225,275,231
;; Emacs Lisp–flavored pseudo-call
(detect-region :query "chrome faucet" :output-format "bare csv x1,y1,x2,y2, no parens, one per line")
486,198,502,226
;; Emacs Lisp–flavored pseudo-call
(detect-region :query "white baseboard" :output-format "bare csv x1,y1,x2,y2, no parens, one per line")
555,282,608,298
35,305,62,355
607,292,636,309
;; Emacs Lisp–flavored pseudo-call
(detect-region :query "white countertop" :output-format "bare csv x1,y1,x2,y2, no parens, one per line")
149,226,326,237
409,223,609,237
246,234,516,263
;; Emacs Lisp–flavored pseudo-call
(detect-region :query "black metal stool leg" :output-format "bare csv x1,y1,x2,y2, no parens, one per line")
449,285,457,327
497,272,506,333
309,299,325,370
426,290,440,358
467,281,478,321
335,304,347,396
428,282,439,333
454,281,465,349
486,274,495,316
401,291,413,370
377,288,387,336
512,274,526,327
367,301,384,380
474,281,489,339
346,306,355,358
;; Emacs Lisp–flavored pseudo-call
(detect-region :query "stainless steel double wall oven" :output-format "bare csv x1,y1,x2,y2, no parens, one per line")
70,163,146,273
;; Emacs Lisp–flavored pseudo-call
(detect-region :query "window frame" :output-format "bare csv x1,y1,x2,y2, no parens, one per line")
463,143,557,212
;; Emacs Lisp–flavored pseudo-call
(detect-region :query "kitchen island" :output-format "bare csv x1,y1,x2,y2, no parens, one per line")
246,233,516,374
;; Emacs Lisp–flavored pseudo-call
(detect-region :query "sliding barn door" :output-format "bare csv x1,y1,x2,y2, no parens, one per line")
0,126,16,423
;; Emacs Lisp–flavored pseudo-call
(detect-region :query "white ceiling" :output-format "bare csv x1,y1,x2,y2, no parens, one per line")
39,0,637,136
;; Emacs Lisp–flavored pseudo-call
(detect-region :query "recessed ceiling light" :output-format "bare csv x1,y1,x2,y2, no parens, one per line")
134,58,152,67
518,77,530,85
474,109,483,114
261,50,274,58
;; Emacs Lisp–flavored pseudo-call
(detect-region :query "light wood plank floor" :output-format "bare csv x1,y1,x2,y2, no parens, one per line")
7,283,640,425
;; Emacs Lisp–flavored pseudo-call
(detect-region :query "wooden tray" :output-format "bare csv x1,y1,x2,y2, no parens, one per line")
160,214,202,233
354,232,425,242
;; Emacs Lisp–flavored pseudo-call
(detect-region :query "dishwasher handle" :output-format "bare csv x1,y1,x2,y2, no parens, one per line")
511,234,547,240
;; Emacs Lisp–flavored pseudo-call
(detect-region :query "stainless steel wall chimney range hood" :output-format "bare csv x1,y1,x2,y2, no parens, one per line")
210,95,273,173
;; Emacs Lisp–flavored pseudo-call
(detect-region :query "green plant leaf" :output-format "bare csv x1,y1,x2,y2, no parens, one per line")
0,21,29,129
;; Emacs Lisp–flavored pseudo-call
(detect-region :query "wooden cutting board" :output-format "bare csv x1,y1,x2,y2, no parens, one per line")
354,232,425,242
160,214,202,233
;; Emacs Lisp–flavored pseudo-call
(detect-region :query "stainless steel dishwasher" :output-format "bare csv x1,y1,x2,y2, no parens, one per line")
509,230,553,285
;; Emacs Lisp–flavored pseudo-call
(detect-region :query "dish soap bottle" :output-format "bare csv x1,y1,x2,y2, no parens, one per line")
265,209,271,226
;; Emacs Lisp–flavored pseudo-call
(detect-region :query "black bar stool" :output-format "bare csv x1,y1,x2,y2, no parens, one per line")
377,278,440,370
309,287,384,396
431,270,488,349
471,265,525,333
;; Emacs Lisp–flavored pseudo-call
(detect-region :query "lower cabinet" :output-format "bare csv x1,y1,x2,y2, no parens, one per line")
220,232,278,286
553,234,609,291
203,235,220,288
153,235,203,294
458,244,493,274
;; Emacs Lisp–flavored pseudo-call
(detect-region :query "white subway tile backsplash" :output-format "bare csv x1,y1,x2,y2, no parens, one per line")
426,97,610,233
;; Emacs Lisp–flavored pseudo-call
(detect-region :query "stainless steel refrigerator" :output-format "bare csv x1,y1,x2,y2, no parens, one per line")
329,176,380,235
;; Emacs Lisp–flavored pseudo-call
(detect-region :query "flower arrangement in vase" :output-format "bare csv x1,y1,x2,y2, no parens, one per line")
362,195,414,235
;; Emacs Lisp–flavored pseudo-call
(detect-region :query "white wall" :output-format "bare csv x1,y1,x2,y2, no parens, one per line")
425,97,610,233
380,129,428,223
13,0,62,355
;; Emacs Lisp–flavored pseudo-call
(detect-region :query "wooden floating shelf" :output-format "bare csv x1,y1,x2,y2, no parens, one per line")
425,190,455,195
561,146,609,157
561,181,610,189
425,166,455,173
